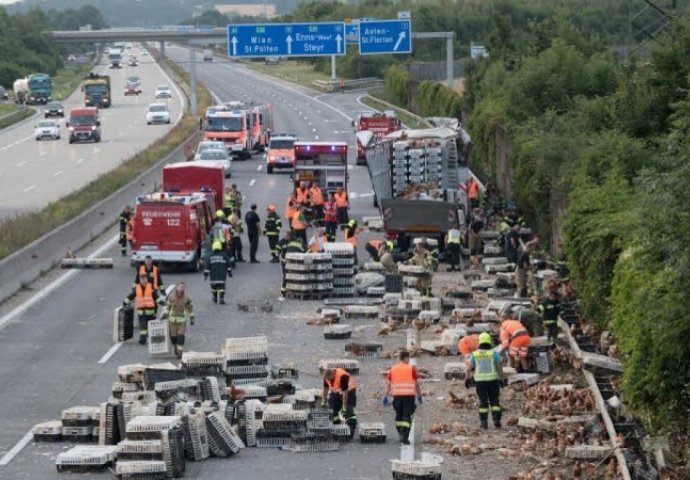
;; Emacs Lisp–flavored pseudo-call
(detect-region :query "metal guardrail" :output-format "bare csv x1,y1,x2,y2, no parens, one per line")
312,77,384,93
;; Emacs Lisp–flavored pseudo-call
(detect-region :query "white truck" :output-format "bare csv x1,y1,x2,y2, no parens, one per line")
13,78,28,104
364,121,472,251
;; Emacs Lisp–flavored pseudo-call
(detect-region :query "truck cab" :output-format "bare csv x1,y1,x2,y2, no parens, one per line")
82,73,111,108
26,73,53,105
293,141,348,195
266,134,297,174
66,107,101,144
130,192,212,271
203,107,253,159
355,111,401,165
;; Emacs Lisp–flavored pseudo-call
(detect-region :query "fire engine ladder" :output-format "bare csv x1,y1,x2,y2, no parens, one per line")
444,139,460,190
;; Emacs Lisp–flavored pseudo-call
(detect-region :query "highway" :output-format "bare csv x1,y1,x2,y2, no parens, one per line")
0,49,184,219
0,48,408,479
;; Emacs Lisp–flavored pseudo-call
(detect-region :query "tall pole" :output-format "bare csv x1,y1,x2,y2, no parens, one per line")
446,35,454,90
189,43,198,115
160,40,165,58
331,54,337,82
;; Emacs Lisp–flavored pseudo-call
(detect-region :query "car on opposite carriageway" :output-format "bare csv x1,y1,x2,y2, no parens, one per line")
196,148,232,178
35,119,61,140
146,103,171,124
43,101,64,118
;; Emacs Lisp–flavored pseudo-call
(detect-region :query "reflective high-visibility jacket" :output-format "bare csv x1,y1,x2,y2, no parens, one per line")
334,192,348,208
472,349,499,382
388,363,417,397
309,187,324,206
326,368,357,394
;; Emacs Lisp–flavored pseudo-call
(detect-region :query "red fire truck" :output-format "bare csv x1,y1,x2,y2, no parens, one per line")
130,192,213,271
293,141,348,195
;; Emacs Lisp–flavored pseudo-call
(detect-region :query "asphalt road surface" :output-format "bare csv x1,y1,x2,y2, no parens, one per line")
0,53,422,479
0,49,184,219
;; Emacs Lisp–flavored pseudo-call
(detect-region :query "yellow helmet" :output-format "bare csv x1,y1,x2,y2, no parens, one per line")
478,332,492,346
215,210,225,219
212,240,223,251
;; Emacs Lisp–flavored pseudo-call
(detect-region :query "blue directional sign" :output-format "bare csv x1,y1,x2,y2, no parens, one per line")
227,22,346,58
359,19,412,55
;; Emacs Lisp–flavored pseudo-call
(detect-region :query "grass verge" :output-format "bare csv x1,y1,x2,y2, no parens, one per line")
0,104,33,130
0,66,212,260
52,63,94,101
360,88,430,129
246,61,331,89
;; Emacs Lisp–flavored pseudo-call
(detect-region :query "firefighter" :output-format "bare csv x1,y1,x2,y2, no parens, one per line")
323,192,338,242
211,210,232,251
229,208,245,262
134,255,164,292
291,205,309,247
334,186,349,229
309,182,325,224
263,205,282,263
445,225,463,271
118,205,132,256
467,332,504,429
408,240,434,296
224,184,243,217
321,368,357,438
383,349,423,445
161,282,194,358
204,240,233,304
124,274,165,345
278,231,305,297
537,289,562,345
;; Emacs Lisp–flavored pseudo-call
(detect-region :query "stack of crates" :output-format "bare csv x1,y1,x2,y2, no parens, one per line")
392,141,410,195
205,411,244,457
398,264,431,290
153,379,200,402
61,406,100,443
425,143,444,184
148,319,170,356
324,243,356,296
224,336,270,385
256,405,308,448
121,416,184,478
283,252,333,298
390,140,447,196
182,411,209,461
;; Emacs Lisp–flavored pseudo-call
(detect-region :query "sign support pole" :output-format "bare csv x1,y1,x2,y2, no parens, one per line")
446,35,454,90
331,54,337,82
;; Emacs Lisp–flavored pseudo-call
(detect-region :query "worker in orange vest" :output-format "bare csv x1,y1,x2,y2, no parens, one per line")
284,194,297,223
323,192,338,242
291,205,308,247
468,177,480,210
295,182,311,207
309,182,325,224
365,239,385,262
500,314,532,372
124,274,164,345
457,333,480,368
383,349,423,445
322,367,357,437
334,186,349,229
134,255,164,292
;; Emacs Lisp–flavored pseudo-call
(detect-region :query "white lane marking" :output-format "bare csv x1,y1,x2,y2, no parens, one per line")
315,135,319,140
16,161,26,167
0,134,34,153
76,158,84,164
308,122,312,126
98,342,123,364
23,185,36,192
53,170,63,177
257,165,263,172
312,128,316,132
0,235,118,333
93,148,101,154
39,151,47,156
249,179,256,187
0,431,33,466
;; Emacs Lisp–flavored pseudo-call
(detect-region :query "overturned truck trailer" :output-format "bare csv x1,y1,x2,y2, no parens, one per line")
365,122,472,250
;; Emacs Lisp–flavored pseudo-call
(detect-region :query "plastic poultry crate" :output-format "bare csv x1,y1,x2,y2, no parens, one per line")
205,412,244,456
359,422,386,443
55,445,117,472
318,359,360,375
324,324,353,340
161,428,185,478
33,420,63,442
271,363,299,380
344,305,379,319
182,412,209,461
61,426,93,443
62,406,100,427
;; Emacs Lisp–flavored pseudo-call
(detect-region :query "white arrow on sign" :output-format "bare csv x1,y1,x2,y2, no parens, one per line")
393,31,406,51
286,35,293,55
231,36,238,56
336,34,343,53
